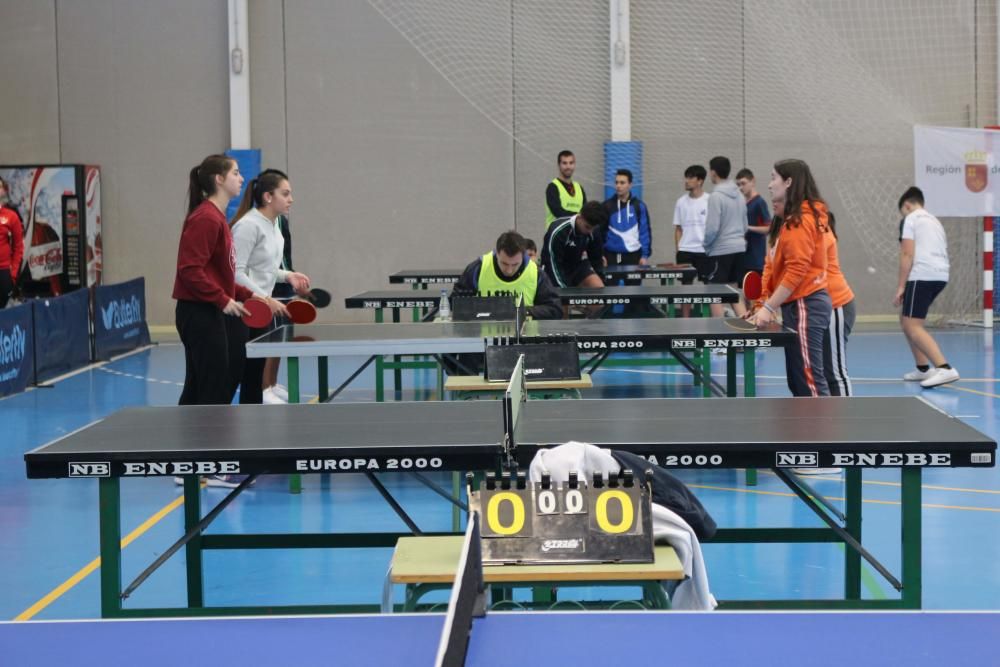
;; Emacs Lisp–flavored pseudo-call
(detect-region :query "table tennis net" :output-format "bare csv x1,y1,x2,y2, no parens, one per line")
434,513,486,667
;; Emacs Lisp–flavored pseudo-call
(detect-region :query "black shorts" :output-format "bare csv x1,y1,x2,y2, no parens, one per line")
676,250,709,284
705,252,744,285
567,262,597,287
739,254,764,283
902,280,946,319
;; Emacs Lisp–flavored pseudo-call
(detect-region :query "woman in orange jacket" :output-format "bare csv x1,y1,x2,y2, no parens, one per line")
749,159,832,396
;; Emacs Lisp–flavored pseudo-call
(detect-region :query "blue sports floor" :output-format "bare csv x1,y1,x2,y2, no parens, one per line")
3,325,999,619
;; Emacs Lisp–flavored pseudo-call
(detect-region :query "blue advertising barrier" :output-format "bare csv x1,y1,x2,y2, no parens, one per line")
33,289,91,383
93,278,151,361
0,302,35,397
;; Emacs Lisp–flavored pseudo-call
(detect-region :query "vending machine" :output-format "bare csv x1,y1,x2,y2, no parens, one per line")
0,164,102,297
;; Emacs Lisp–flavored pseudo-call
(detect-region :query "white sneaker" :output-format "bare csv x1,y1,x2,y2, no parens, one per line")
270,384,289,401
792,467,842,476
920,367,960,388
903,368,932,381
262,387,287,404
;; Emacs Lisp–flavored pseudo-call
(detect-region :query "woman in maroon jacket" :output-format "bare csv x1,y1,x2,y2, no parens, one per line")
172,154,254,407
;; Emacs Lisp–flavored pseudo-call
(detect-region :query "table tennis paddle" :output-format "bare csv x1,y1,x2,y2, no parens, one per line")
286,299,317,324
725,317,757,331
742,271,763,300
241,299,273,329
307,288,331,308
279,288,331,308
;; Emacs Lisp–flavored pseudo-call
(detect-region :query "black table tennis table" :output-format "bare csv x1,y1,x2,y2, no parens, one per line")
246,318,795,404
389,264,698,287
25,390,996,618
347,285,739,322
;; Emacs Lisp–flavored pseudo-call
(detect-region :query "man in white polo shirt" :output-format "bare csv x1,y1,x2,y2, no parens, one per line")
893,186,958,388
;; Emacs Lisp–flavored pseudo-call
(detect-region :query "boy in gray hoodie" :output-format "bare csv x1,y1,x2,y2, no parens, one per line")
703,156,748,316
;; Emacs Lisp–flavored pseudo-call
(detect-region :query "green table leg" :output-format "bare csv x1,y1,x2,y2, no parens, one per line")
743,347,756,397
183,476,204,608
392,308,402,399
901,467,922,608
288,356,302,494
700,349,712,398
726,350,737,397
375,356,385,403
844,467,863,600
375,308,385,403
741,350,759,485
99,478,123,618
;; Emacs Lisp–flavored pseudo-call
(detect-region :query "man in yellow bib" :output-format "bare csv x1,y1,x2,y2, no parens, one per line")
545,150,587,229
455,230,562,320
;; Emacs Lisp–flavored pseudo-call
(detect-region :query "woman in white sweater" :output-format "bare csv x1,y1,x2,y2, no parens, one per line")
231,169,311,403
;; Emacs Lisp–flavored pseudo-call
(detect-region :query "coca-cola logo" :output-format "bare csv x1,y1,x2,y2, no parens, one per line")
0,324,27,366
100,296,143,331
28,247,62,269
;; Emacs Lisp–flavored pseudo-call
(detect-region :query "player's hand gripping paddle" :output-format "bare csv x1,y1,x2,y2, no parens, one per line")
280,288,331,308
241,299,273,329
742,271,763,301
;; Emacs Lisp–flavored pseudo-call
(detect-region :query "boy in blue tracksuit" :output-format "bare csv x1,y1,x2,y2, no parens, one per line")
601,169,652,283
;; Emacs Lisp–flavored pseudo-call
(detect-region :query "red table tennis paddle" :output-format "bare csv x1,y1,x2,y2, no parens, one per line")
279,288,331,308
742,271,763,301
286,299,317,324
241,299,273,329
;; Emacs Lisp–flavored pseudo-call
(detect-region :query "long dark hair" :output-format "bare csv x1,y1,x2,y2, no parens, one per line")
768,159,827,247
232,169,289,225
187,154,236,215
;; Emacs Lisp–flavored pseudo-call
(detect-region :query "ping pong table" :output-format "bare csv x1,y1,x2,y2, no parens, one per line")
24,383,996,617
347,285,739,322
390,263,699,286
245,318,794,404
4,610,997,666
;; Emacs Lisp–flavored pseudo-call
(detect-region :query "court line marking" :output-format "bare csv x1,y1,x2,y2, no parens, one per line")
597,367,1000,385
687,484,1000,513
755,470,1000,496
940,385,1000,400
14,495,185,622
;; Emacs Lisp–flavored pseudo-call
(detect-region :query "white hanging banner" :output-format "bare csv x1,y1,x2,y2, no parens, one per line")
914,125,1000,217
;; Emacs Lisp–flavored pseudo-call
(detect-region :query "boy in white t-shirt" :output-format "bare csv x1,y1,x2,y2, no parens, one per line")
893,187,958,388
673,165,711,280
673,165,711,317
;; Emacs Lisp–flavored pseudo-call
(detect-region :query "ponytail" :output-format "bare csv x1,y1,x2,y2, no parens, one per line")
229,168,289,227
231,178,257,226
186,154,235,215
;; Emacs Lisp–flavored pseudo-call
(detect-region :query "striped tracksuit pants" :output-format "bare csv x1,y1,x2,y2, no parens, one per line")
780,290,832,397
823,299,855,396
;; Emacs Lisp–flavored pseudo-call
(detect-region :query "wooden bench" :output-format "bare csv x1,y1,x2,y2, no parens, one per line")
385,535,683,612
445,373,593,400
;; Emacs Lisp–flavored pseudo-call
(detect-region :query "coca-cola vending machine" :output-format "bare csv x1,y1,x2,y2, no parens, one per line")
0,164,102,297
